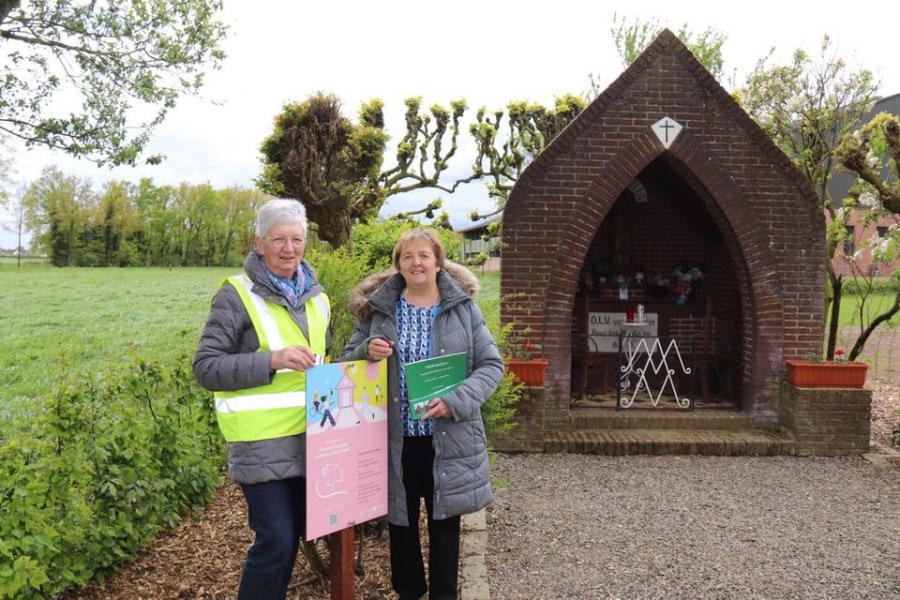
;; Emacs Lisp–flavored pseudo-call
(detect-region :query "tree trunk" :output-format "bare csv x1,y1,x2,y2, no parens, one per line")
68,220,74,267
826,272,842,360
307,204,351,248
220,231,233,266
849,291,900,361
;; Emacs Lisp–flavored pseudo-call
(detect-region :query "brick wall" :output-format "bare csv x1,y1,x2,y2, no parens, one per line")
780,385,871,456
827,208,900,277
500,30,825,422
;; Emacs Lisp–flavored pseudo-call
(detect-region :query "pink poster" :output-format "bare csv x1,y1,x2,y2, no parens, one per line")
305,359,388,540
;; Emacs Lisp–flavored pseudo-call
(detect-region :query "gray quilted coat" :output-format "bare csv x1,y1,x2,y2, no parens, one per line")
193,251,329,485
341,261,503,526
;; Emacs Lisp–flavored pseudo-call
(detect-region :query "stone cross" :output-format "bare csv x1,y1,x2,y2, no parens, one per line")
652,117,683,149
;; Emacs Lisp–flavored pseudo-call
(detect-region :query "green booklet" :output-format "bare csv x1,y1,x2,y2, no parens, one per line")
403,352,467,419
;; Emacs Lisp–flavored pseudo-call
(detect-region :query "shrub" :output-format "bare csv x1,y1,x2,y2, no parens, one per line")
350,218,461,269
476,294,522,440
305,244,384,360
0,356,224,599
837,276,900,296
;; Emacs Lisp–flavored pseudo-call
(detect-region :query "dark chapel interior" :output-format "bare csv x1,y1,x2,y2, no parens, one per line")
570,155,744,408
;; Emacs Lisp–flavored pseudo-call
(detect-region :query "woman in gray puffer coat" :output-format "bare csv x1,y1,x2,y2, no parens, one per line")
341,228,503,600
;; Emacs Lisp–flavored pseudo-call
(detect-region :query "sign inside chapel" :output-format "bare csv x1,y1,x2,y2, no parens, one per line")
588,312,659,352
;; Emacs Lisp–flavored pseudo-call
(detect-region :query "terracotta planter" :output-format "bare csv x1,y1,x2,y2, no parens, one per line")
505,358,549,386
784,359,868,388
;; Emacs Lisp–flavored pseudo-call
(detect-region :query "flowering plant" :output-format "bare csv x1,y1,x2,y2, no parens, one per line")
673,279,693,296
670,266,704,304
512,338,538,360
803,350,854,364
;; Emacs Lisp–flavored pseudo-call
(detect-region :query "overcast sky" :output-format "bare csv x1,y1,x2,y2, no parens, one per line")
3,0,899,248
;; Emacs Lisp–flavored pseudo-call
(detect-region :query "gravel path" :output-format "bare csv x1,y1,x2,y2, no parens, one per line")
486,455,899,600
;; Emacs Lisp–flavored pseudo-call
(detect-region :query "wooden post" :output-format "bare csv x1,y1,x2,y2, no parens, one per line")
329,527,355,600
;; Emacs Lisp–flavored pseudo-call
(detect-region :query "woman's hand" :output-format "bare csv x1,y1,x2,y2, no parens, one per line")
367,338,394,361
270,345,317,371
421,397,452,420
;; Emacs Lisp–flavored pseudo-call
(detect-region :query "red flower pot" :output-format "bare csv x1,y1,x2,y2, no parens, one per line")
784,359,868,388
505,358,549,386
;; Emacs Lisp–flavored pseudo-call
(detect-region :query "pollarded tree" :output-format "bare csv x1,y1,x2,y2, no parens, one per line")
466,94,586,223
257,93,468,248
0,0,226,166
736,36,878,359
833,113,900,359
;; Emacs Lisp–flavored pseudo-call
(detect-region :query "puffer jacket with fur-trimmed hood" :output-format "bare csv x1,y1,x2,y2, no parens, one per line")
341,261,503,526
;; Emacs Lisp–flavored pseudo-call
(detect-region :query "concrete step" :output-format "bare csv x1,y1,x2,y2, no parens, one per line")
570,409,772,432
543,429,795,456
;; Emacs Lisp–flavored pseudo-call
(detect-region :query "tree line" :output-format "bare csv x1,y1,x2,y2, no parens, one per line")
23,166,266,267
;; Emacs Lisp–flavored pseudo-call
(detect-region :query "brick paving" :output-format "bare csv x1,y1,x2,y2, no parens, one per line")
544,428,795,455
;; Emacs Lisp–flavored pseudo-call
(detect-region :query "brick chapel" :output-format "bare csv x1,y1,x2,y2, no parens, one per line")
497,31,871,455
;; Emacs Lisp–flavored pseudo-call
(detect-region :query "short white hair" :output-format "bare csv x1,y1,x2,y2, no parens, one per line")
256,198,307,237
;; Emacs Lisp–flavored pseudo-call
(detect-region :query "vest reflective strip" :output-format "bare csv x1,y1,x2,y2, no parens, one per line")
215,407,305,444
215,391,306,413
230,274,285,350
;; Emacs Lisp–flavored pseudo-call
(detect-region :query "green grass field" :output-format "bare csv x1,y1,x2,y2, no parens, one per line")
829,292,899,327
476,271,500,299
0,267,239,417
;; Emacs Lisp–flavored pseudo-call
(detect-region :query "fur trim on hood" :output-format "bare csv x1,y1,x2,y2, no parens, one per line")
348,260,480,319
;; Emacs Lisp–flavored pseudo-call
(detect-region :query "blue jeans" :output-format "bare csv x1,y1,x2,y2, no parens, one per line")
238,477,306,600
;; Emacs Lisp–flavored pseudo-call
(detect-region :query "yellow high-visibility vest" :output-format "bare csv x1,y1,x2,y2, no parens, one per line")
213,274,329,442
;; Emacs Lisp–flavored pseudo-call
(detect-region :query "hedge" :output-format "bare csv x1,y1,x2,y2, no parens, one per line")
836,276,900,296
0,357,224,599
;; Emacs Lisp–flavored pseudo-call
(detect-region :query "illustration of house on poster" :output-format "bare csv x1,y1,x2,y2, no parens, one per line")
305,359,388,540
337,371,354,409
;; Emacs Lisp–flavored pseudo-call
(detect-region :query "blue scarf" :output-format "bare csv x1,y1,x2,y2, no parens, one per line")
264,263,307,310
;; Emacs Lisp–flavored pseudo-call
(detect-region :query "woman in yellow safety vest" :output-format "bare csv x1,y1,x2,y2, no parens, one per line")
193,198,330,600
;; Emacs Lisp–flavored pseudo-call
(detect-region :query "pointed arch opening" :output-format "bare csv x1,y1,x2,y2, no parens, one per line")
569,154,749,409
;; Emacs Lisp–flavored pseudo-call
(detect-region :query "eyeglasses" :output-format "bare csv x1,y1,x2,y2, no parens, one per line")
265,237,305,250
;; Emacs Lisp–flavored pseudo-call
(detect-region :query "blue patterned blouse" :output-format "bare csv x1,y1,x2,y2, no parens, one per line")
396,295,442,436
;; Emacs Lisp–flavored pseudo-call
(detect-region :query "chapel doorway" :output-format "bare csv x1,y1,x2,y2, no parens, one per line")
570,155,744,410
